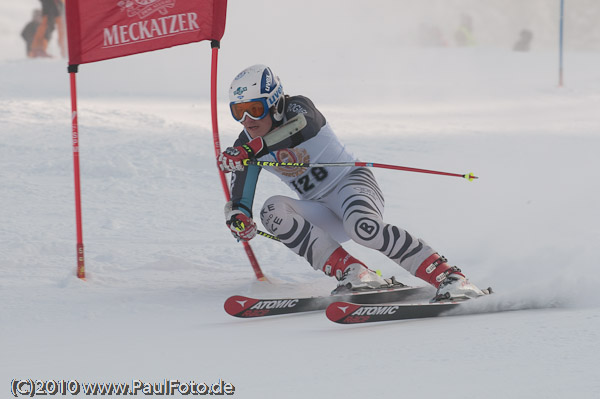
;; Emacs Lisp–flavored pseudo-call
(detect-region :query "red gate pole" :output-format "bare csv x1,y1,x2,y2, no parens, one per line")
210,41,266,281
69,64,85,279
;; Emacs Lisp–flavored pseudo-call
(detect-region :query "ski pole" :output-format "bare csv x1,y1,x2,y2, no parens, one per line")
230,217,280,241
243,160,478,181
258,230,280,241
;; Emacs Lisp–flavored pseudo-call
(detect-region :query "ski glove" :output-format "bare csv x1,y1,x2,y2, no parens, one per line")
224,201,257,242
218,136,266,172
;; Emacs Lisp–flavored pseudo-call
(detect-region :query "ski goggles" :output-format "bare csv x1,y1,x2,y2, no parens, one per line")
230,98,270,122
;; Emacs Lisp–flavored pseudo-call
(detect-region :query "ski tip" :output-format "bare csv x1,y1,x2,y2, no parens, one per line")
325,301,362,323
224,295,259,317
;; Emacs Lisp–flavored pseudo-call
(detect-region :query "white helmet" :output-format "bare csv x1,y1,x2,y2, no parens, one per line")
229,64,285,123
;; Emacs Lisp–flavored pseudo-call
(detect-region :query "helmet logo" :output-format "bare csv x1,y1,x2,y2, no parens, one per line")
266,84,283,107
264,74,272,92
233,87,247,97
261,68,274,94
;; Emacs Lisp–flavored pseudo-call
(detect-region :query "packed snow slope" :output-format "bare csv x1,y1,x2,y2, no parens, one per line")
2,1,600,399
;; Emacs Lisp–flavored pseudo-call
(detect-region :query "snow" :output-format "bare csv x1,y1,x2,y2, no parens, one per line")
2,1,600,398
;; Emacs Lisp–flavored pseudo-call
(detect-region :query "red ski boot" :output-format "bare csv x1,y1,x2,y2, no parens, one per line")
323,247,389,294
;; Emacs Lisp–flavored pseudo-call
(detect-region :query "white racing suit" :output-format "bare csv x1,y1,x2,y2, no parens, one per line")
229,95,436,275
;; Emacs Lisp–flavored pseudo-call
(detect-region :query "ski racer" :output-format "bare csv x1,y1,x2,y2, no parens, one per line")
218,64,486,301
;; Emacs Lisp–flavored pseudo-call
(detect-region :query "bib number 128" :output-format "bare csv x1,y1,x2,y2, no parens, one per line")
290,167,328,194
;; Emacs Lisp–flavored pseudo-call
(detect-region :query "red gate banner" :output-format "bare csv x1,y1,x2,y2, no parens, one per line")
66,0,227,65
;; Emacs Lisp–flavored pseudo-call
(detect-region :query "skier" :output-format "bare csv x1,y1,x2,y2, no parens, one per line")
218,64,486,301
513,29,533,52
29,0,66,58
454,13,476,47
21,9,42,57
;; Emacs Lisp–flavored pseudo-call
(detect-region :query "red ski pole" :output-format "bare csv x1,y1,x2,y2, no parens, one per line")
244,160,478,181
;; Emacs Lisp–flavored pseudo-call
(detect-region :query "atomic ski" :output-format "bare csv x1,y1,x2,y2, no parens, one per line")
326,285,496,324
325,300,465,324
224,285,432,318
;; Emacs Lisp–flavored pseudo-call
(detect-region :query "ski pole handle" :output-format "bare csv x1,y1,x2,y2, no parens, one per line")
243,160,478,181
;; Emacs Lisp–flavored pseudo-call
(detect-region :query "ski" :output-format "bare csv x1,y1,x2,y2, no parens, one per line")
325,300,464,324
326,285,496,324
224,285,433,318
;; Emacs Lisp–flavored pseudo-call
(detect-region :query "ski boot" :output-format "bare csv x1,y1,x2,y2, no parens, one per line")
432,271,491,302
415,253,489,302
324,247,390,295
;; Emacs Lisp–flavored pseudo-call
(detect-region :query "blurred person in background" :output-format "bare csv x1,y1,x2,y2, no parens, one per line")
417,23,448,47
21,9,42,57
513,29,533,52
29,0,66,58
454,13,476,47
